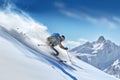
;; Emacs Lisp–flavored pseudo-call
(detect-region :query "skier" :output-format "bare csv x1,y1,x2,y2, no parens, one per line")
47,33,68,56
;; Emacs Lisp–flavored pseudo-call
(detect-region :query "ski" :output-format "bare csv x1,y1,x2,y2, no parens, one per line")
51,53,67,63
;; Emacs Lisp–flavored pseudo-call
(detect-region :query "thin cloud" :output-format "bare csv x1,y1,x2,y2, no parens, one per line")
62,10,118,29
66,38,88,48
67,40,80,46
79,38,88,44
66,40,80,49
113,17,120,23
85,16,98,24
60,10,80,19
54,2,65,9
99,18,117,29
86,16,117,29
54,1,118,29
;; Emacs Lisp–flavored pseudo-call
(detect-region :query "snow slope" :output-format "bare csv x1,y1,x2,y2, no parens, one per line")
0,31,63,80
0,6,119,80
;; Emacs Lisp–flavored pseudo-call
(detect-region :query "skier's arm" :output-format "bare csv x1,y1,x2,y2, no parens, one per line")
58,43,68,50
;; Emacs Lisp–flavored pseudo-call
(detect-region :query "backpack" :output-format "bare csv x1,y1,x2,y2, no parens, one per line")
49,33,61,46
51,33,60,39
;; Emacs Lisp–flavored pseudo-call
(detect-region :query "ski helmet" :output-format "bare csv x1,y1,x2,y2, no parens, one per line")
61,35,65,39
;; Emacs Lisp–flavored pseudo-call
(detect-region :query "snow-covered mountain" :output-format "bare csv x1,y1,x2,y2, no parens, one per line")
0,6,119,80
70,36,120,79
104,59,120,79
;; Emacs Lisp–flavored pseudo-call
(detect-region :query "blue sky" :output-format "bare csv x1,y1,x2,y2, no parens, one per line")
1,0,120,47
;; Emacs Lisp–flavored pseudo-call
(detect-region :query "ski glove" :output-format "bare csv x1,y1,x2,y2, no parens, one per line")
64,47,68,50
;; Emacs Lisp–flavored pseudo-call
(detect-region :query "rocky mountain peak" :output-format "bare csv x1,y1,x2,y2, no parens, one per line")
97,36,106,43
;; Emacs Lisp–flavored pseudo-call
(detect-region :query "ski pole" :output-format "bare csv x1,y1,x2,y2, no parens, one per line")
37,44,49,46
66,49,72,62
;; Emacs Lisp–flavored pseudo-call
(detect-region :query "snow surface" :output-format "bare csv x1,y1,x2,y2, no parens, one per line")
104,59,120,79
0,6,119,80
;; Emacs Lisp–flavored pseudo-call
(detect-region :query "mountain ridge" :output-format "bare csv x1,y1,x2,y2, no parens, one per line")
70,36,120,79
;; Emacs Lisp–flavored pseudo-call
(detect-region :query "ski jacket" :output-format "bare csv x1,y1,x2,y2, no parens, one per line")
48,33,61,46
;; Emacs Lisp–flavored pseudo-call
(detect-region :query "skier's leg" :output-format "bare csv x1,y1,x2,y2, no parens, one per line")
51,47,59,56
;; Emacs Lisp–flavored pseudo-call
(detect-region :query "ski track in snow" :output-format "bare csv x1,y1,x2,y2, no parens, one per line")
0,27,78,80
